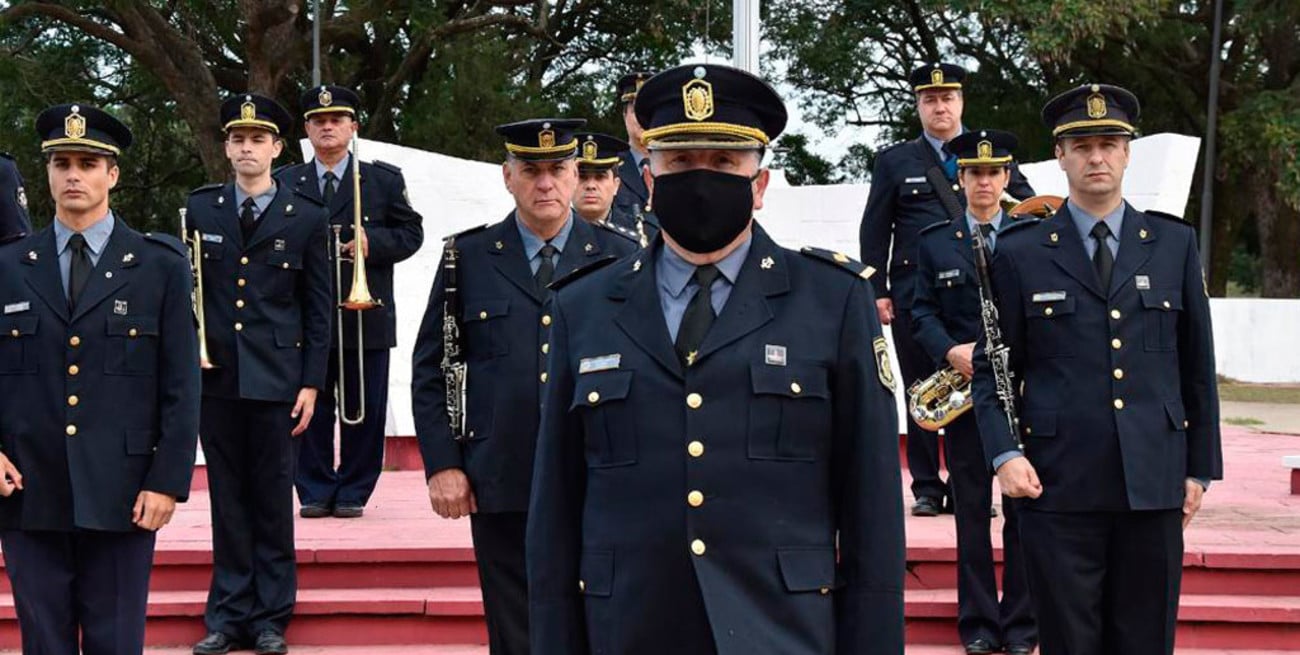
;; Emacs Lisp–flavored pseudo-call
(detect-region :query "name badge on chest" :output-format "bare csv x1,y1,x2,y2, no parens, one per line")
3,301,30,314
1031,291,1067,303
937,269,961,281
579,354,621,374
201,233,223,244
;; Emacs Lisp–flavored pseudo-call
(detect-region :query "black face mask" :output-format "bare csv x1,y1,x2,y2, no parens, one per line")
651,169,756,254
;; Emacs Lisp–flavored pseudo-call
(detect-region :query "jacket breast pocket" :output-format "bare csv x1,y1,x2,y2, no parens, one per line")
571,370,636,468
462,299,510,360
201,242,226,263
105,315,160,376
264,251,303,299
898,180,934,203
1139,289,1182,352
0,315,39,374
1024,295,1077,358
748,364,830,462
777,547,840,594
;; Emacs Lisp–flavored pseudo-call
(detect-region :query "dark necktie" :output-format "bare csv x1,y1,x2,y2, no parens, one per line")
67,233,92,309
941,146,958,181
239,197,258,241
978,222,995,253
675,265,721,367
323,171,337,206
534,243,558,290
1091,221,1115,290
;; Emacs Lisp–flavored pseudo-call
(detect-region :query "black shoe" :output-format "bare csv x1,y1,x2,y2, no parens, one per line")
254,630,288,655
193,632,239,655
299,504,331,519
332,505,364,518
964,638,998,654
911,496,942,517
1005,644,1035,654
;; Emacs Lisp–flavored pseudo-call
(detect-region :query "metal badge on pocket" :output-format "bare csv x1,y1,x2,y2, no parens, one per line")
764,344,787,366
113,300,128,315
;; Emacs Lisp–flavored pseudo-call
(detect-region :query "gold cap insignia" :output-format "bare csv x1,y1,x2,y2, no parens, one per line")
978,140,993,160
64,107,86,140
682,78,715,122
582,138,598,160
538,128,556,149
319,88,333,107
241,99,257,121
931,68,945,86
1087,92,1108,119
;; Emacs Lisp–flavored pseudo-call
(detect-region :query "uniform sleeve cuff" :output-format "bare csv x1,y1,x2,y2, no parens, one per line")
992,450,1024,471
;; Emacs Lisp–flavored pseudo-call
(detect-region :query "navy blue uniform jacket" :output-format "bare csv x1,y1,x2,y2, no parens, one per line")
1,154,32,243
526,225,905,655
972,204,1223,511
859,137,1034,310
0,222,200,531
411,214,639,513
277,159,424,350
185,183,332,402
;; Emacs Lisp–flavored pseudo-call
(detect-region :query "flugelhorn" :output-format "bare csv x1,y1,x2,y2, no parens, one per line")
333,134,382,426
908,367,971,431
1005,193,1065,218
179,208,216,369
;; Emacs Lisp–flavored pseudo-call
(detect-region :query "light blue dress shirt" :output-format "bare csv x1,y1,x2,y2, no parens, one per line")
516,213,573,275
54,211,114,294
966,210,1004,253
314,154,351,196
922,127,966,160
234,183,277,221
656,235,752,342
1067,199,1124,260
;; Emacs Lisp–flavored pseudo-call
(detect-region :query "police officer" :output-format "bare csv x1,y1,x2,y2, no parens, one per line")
972,84,1223,654
613,71,659,234
189,94,332,655
281,85,425,519
0,104,200,654
572,132,646,244
527,64,906,655
411,117,639,654
860,62,1035,517
912,129,1035,655
1,152,32,243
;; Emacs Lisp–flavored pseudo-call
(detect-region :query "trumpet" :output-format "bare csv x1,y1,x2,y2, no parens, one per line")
908,366,971,431
333,134,382,426
179,208,216,369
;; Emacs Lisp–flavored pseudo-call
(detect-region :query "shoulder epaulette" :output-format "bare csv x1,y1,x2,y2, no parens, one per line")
1144,209,1188,224
141,231,188,258
919,219,951,236
595,219,640,244
372,160,402,176
548,255,621,291
443,223,491,244
188,183,224,196
999,217,1042,238
801,247,875,280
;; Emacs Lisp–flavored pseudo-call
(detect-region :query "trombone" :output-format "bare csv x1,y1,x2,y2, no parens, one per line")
179,208,216,369
333,134,381,426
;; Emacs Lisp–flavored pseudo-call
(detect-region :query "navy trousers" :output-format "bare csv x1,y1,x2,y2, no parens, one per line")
945,412,1036,648
295,348,391,509
892,309,949,501
1019,508,1183,655
200,397,297,638
1,529,156,655
471,512,531,655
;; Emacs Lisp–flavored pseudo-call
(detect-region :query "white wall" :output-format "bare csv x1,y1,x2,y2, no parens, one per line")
301,133,1297,438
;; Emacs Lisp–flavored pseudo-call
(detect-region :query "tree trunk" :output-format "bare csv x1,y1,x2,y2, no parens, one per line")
1255,179,1300,297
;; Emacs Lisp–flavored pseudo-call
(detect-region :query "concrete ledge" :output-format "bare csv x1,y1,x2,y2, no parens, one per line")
1285,455,1300,495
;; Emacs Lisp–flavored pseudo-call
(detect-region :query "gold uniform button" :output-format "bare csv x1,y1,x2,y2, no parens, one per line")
686,393,703,409
539,372,549,383
578,580,586,592
688,441,705,457
790,381,802,395
128,328,138,337
236,299,245,309
690,539,706,556
1163,300,1171,309
66,424,77,436
587,391,600,405
1113,368,1124,380
69,335,81,347
282,263,289,269
541,343,549,354
9,329,17,337
235,322,244,331
820,587,831,595
240,256,249,265
1111,338,1122,350
237,278,247,287
1025,427,1033,435
1184,419,1190,429
1110,309,1122,320
67,395,79,407
68,364,80,376
541,315,552,326
1044,307,1054,316
687,491,704,507
479,311,488,320
1113,398,1125,410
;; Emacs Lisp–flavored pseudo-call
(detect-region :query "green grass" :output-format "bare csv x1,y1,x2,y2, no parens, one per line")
1223,417,1266,427
1217,381,1300,404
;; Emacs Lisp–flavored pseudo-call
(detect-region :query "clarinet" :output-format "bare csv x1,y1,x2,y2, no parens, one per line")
971,226,1023,451
441,238,469,442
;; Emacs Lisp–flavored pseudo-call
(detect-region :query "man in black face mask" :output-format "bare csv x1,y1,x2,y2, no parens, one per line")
527,63,906,655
